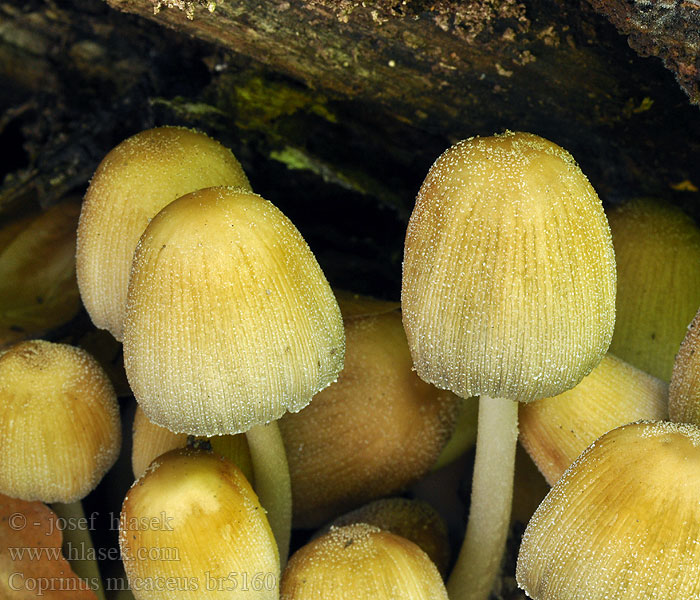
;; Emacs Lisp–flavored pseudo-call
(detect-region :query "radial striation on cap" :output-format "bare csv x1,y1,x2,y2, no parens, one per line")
123,187,345,436
669,307,700,425
323,498,451,576
120,449,279,600
519,353,668,485
517,420,700,599
608,198,700,382
0,340,121,503
402,131,616,402
279,310,458,527
77,126,251,341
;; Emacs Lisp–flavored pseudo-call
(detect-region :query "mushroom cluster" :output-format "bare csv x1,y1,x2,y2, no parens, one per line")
6,120,700,600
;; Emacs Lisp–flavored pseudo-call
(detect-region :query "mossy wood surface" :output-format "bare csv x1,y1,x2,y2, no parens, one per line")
1,0,699,305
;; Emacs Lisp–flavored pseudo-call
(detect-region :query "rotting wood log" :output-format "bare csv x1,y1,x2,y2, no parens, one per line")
587,0,700,105
2,0,700,298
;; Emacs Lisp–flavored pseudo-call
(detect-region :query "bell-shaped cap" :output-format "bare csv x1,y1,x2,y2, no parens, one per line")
520,353,668,484
517,421,700,599
279,309,457,527
608,198,700,381
281,523,448,599
669,307,700,424
0,340,121,503
77,126,251,341
120,449,279,600
124,187,344,436
402,131,616,402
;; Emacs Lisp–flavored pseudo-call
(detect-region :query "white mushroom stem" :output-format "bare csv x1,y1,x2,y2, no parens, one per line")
51,501,106,600
447,396,519,600
246,421,292,566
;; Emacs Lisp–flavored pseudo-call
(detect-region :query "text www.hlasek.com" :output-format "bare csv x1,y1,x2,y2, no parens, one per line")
9,541,179,563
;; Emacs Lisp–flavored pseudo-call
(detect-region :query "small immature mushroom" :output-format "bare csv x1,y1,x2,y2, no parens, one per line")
517,421,700,599
669,306,700,424
77,126,251,341
124,186,344,562
608,198,700,381
0,199,81,347
0,340,121,600
519,352,668,484
0,340,120,502
131,405,253,483
320,498,451,577
281,524,448,600
120,449,279,600
279,308,458,528
402,131,616,600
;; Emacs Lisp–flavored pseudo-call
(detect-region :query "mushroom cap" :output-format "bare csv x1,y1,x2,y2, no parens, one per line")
608,198,700,381
123,187,344,436
120,448,279,600
321,498,451,576
670,307,700,424
519,353,668,484
279,309,457,527
281,523,448,600
0,199,81,347
402,131,616,402
77,126,251,341
517,421,700,599
0,340,121,503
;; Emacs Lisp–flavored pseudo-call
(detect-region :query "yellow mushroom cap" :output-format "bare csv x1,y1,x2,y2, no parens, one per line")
608,198,700,381
323,498,451,576
120,448,279,600
279,310,457,527
281,523,448,600
131,405,253,482
402,131,616,402
517,421,700,599
77,126,251,341
669,307,700,424
519,353,668,485
0,340,121,503
0,199,81,347
123,187,344,436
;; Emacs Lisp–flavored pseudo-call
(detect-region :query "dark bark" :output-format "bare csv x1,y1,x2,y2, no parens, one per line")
104,0,700,214
587,0,700,104
1,0,700,297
